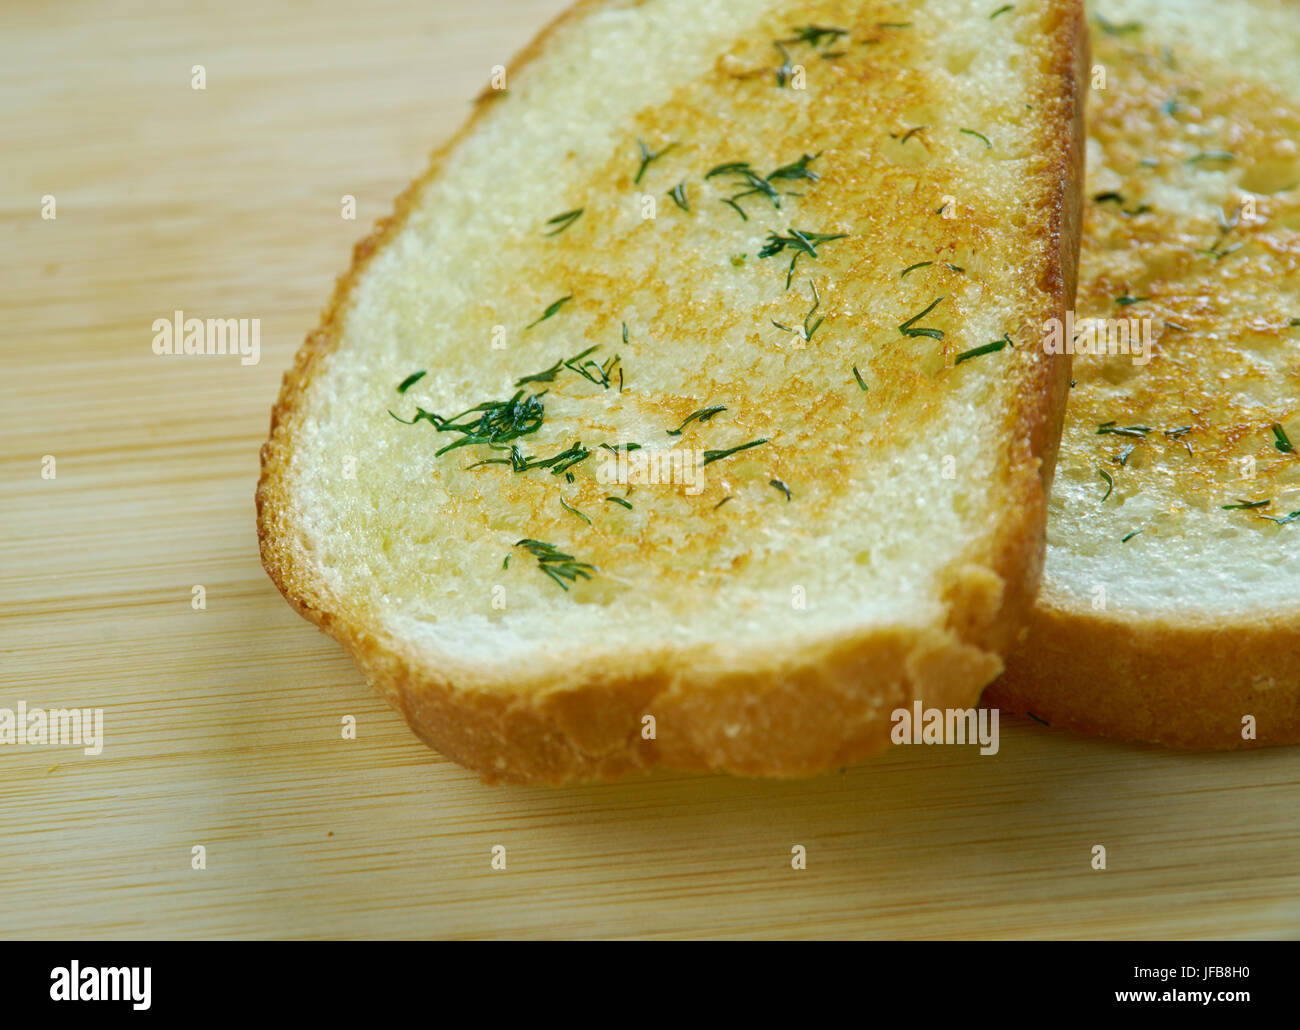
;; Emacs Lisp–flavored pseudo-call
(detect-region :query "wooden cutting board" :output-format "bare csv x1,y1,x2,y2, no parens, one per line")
2,0,1297,940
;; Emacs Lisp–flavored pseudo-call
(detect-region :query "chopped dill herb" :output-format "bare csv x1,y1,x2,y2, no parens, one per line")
852,365,868,391
390,390,545,456
702,438,769,466
898,296,944,340
668,405,726,436
668,182,690,211
769,479,792,501
959,128,993,149
714,496,732,510
396,370,426,393
543,208,583,236
634,137,678,184
1186,151,1235,165
1096,422,1151,438
598,441,642,454
1114,444,1136,466
772,280,825,341
1097,469,1113,501
560,496,591,525
1272,423,1294,453
708,154,821,219
900,261,933,277
990,4,1014,18
525,294,572,329
514,539,597,591
1121,529,1142,543
1264,511,1300,526
1026,712,1050,726
720,197,749,221
467,440,591,476
783,24,849,47
759,228,847,290
604,496,633,510
1116,295,1148,306
954,335,1011,364
1222,499,1270,510
515,344,596,386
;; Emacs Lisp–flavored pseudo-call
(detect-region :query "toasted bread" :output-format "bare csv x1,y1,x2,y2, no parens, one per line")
989,0,1300,748
258,0,1087,784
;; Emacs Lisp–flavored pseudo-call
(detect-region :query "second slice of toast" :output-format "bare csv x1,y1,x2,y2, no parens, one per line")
258,0,1087,783
989,0,1300,748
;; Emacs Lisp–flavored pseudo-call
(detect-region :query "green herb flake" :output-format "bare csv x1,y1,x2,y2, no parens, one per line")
560,496,591,525
525,294,572,330
634,138,678,185
604,496,633,510
396,370,426,394
667,182,690,211
668,405,726,436
898,296,945,340
1272,423,1294,453
900,261,933,277
954,336,1011,365
1121,529,1143,543
543,208,583,236
990,4,1013,18
769,479,792,501
391,390,546,456
784,25,849,47
1096,422,1152,438
1222,499,1270,510
514,538,597,592
852,365,868,391
1097,469,1113,502
959,128,993,149
702,438,769,466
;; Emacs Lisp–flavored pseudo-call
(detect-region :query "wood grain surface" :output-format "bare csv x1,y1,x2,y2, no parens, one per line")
2,0,1297,940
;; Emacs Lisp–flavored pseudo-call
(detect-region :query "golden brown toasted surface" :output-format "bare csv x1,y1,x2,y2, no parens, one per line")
1059,22,1300,549
990,2,1300,749
258,0,1086,782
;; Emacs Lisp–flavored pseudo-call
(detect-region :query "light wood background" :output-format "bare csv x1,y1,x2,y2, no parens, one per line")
2,0,1297,940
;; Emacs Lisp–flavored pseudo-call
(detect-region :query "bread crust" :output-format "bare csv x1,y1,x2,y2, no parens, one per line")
257,0,1088,784
989,602,1300,748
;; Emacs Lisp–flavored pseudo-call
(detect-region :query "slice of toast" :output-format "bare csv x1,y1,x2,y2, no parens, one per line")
989,0,1300,747
258,0,1087,784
